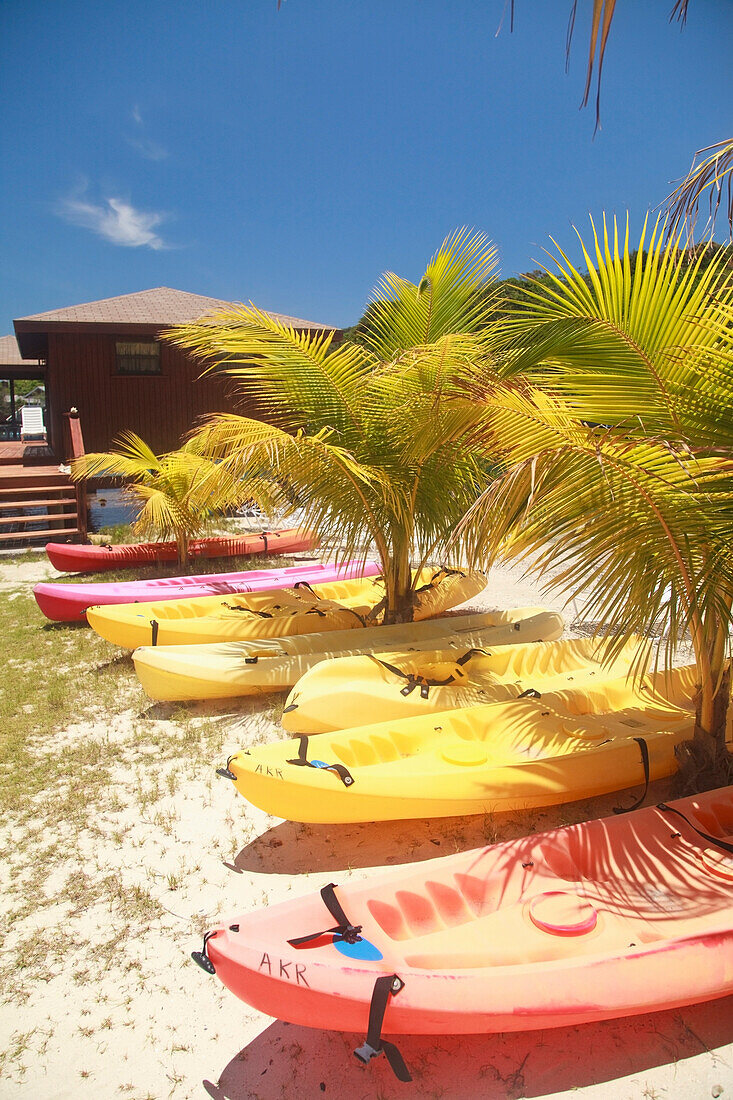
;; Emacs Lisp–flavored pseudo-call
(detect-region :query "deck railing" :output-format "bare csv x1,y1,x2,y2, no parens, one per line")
62,408,88,541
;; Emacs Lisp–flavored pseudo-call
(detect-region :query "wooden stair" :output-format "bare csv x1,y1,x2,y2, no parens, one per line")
0,414,89,550
0,478,83,549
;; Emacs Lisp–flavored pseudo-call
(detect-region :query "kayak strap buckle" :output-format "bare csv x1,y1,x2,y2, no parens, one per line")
287,882,362,948
369,656,461,699
216,755,237,781
353,1040,381,1064
286,734,354,787
354,973,411,1082
191,930,217,975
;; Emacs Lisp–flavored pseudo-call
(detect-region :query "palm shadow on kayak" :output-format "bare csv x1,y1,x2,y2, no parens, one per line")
202,991,733,1099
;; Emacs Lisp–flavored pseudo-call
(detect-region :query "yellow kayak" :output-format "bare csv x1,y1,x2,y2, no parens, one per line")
133,607,564,701
87,567,486,649
221,665,700,823
282,636,648,733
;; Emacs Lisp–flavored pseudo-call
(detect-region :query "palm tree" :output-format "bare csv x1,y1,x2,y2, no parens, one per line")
71,432,268,566
456,215,733,784
165,230,499,622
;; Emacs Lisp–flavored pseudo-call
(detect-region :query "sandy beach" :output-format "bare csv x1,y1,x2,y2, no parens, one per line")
0,550,730,1100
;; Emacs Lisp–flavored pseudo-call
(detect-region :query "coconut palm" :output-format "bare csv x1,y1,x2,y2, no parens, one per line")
71,432,269,566
165,230,499,622
455,215,733,782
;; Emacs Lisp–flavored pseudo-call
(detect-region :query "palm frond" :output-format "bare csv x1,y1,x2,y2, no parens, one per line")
664,138,733,242
165,307,374,442
486,215,733,437
360,229,500,359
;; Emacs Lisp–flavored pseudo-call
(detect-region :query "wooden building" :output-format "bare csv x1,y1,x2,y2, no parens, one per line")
13,286,339,456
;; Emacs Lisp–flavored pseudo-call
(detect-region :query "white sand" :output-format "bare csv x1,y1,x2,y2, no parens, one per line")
0,552,730,1100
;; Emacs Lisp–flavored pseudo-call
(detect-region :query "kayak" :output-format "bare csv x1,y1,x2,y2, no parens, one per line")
87,567,487,649
281,636,647,733
221,664,700,822
133,607,564,701
193,785,733,1080
33,559,381,623
45,527,316,574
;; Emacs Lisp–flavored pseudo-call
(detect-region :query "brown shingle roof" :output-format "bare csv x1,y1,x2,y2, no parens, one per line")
15,286,334,330
0,334,40,366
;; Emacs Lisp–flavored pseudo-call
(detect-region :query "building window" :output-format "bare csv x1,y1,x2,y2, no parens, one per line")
115,340,161,375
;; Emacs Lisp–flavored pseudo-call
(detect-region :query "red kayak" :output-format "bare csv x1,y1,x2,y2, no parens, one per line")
45,528,317,574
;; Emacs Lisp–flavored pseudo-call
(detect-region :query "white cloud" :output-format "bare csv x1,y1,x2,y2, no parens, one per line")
127,105,168,160
58,191,170,250
127,135,168,161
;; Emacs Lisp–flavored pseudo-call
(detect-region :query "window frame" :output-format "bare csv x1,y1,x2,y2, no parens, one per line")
114,339,162,377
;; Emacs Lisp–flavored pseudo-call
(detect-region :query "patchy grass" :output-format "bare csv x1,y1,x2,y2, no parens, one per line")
0,582,237,1022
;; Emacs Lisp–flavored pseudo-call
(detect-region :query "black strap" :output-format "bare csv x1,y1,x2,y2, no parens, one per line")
288,883,362,947
414,566,466,593
657,803,733,854
191,930,218,974
614,737,650,814
260,533,269,552
286,734,354,787
455,647,488,666
294,580,317,593
315,603,368,626
354,974,411,1082
150,619,159,646
369,655,465,699
223,603,273,618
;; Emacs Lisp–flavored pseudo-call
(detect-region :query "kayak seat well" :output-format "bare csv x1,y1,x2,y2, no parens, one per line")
691,800,733,838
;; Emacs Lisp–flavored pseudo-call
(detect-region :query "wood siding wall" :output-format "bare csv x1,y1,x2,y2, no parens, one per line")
46,332,256,455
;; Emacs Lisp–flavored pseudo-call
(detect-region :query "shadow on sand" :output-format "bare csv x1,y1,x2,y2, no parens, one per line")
201,994,732,1099
227,779,676,876
42,619,88,632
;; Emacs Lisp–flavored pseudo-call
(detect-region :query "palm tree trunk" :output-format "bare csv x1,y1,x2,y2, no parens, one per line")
176,530,190,569
382,542,415,624
681,607,733,793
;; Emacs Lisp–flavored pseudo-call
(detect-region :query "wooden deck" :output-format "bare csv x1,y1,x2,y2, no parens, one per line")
0,441,56,467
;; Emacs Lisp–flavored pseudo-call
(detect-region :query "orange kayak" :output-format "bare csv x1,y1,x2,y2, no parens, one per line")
193,787,733,1080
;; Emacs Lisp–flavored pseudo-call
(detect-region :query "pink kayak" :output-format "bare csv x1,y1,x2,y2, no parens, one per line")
193,786,733,1082
45,527,316,574
34,560,381,622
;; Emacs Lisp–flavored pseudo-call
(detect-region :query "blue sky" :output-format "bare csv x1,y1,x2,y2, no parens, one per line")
1,0,731,332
